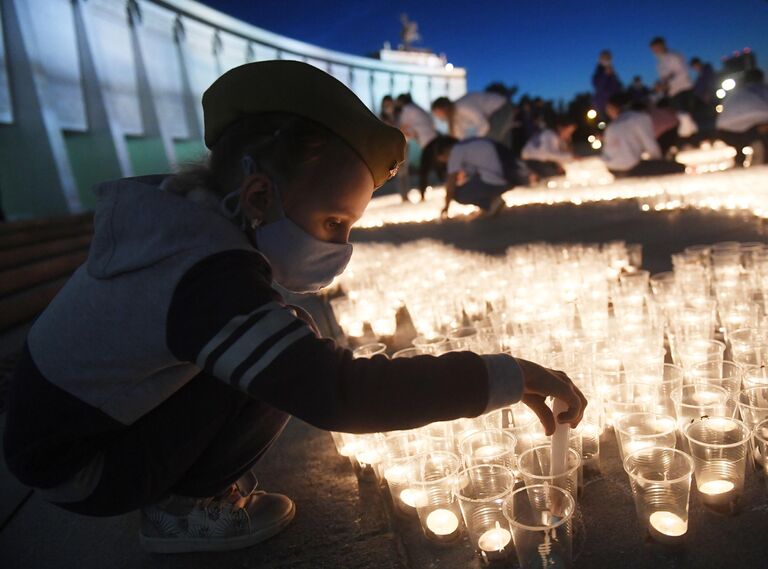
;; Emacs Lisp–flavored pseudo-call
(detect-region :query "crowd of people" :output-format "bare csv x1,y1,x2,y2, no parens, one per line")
378,36,768,217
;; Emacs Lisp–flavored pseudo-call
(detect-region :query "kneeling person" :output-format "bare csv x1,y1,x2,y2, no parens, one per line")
437,137,532,216
3,62,586,555
602,92,685,178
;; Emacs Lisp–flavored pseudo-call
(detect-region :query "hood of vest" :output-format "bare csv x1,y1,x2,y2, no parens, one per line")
87,175,253,280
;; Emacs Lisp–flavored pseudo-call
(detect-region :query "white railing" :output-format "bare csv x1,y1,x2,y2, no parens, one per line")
0,0,466,218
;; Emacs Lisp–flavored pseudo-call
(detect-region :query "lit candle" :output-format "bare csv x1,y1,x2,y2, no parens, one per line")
691,390,721,405
426,508,460,536
384,465,407,484
474,445,502,459
399,488,427,508
698,479,737,511
648,511,687,545
477,522,512,552
623,439,654,455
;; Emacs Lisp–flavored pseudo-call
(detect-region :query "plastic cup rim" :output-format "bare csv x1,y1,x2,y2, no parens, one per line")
622,446,694,484
502,484,575,532
453,465,516,503
683,416,751,448
517,445,581,480
614,412,677,439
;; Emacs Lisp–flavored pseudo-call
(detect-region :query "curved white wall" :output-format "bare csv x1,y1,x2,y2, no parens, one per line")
0,0,466,218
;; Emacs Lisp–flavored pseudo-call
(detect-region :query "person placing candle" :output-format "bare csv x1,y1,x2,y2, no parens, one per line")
2,60,587,554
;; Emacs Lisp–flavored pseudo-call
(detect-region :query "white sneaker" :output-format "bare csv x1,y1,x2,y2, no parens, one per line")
140,486,295,553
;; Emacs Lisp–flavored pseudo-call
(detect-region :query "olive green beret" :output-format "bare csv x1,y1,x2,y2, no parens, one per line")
202,60,406,188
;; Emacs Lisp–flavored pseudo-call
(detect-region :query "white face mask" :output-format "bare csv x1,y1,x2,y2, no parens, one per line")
221,157,353,294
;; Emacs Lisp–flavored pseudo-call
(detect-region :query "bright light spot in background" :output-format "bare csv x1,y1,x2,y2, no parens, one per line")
445,63,454,70
354,145,756,229
588,135,596,143
716,88,727,99
406,189,422,203
587,109,598,120
591,139,602,150
598,121,607,130
743,146,754,156
722,78,736,91
716,104,724,113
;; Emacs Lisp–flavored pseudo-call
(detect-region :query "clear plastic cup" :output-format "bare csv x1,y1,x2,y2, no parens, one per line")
672,384,730,433
623,447,694,546
459,428,517,471
604,382,658,426
503,484,575,569
614,412,677,461
352,342,387,359
454,465,516,563
736,386,768,430
517,445,582,501
687,360,743,400
684,416,751,515
411,451,464,542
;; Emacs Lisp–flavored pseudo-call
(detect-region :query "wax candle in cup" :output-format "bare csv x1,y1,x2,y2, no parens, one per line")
623,447,694,547
412,451,464,543
454,464,516,563
684,417,751,515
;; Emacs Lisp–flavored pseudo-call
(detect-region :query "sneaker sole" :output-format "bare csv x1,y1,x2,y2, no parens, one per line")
139,501,296,554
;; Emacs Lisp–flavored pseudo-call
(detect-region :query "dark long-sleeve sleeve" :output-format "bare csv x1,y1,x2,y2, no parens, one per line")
166,250,522,434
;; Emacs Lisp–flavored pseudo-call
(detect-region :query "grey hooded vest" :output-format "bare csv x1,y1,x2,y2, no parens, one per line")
28,176,255,425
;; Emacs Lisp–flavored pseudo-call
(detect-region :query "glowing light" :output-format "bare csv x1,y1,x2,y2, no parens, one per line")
598,121,607,130
478,522,512,552
445,63,454,71
716,104,724,113
699,479,735,496
426,509,460,535
721,78,736,91
743,146,754,156
716,88,727,99
587,109,598,120
588,135,596,143
591,139,602,150
649,511,687,537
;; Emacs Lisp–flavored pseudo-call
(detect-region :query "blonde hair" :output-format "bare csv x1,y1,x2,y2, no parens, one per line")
167,113,337,198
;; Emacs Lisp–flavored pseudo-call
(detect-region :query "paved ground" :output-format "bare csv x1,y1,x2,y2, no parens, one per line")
2,198,768,568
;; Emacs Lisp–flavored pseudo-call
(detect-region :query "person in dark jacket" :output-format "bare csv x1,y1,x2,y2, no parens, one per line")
689,57,717,135
592,50,622,118
3,61,586,554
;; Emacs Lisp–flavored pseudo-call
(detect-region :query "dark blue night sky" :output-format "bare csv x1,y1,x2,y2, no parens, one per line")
200,0,768,101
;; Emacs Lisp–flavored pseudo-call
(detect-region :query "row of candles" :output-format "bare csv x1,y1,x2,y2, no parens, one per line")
355,160,766,229
325,239,768,567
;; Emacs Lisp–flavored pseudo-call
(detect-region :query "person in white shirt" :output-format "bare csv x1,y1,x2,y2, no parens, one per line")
431,137,531,217
716,69,768,166
397,94,445,201
431,91,515,145
397,96,438,150
602,92,685,177
521,116,577,178
650,37,695,112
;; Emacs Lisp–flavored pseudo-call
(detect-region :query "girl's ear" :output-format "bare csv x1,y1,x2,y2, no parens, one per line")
240,173,275,226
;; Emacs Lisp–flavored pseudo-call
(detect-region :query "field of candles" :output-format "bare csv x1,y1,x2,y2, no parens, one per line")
319,234,768,567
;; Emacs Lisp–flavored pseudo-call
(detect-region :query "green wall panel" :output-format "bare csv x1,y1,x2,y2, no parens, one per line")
63,130,122,210
126,136,170,176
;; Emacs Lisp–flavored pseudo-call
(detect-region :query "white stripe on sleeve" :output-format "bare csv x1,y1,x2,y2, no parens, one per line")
238,326,313,390
195,301,282,367
211,308,297,380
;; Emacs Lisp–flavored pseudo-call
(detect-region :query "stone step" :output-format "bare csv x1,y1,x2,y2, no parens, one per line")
0,234,91,271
